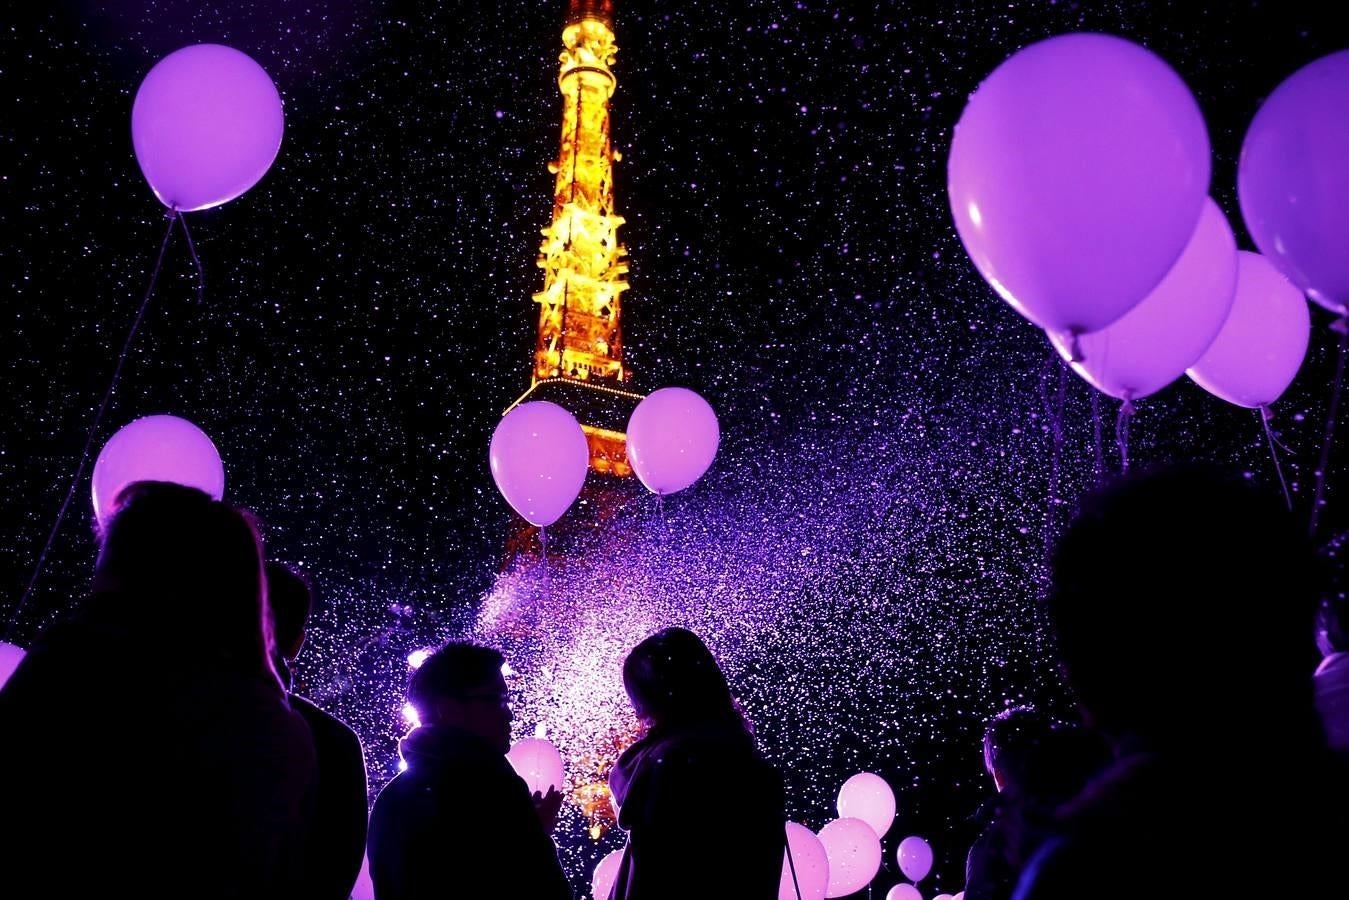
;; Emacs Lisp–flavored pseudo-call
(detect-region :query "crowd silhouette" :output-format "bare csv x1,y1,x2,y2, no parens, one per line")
2,465,1347,898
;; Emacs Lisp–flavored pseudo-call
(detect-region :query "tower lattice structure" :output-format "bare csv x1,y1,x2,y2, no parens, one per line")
513,0,641,478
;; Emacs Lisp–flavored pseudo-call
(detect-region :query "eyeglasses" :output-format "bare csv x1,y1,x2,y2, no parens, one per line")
456,691,512,709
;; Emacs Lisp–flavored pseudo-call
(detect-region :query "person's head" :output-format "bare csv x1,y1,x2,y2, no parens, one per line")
982,706,1054,793
1047,463,1322,747
407,642,512,754
1315,533,1349,658
265,561,312,663
622,627,743,732
92,480,272,672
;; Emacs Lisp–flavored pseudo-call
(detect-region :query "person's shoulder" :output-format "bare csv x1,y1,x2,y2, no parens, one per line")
288,693,362,749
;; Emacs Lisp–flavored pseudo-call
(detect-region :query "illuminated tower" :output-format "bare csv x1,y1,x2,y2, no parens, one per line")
510,0,642,478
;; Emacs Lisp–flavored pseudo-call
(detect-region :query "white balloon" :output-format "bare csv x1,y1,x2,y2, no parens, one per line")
592,848,624,900
837,772,897,838
817,817,882,898
781,821,830,900
506,737,565,795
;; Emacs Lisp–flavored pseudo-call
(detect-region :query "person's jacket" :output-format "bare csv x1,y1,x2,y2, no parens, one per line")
607,718,784,899
368,723,571,900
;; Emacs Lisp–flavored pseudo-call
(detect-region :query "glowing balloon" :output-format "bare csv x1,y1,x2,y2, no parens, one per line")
91,415,225,525
887,885,923,900
592,848,624,900
1187,251,1310,409
506,737,565,795
626,387,719,496
132,44,284,212
350,854,375,900
817,817,882,898
780,821,830,900
837,772,897,839
0,640,26,689
1239,50,1349,314
1050,197,1238,400
897,835,934,882
489,401,589,527
948,32,1210,339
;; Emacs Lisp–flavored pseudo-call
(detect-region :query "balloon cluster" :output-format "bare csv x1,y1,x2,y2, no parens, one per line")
489,388,719,530
948,34,1349,413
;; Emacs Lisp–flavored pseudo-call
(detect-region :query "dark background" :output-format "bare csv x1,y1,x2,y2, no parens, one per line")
3,2,1346,896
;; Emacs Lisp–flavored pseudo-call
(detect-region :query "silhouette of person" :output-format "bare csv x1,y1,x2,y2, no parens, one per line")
0,480,317,899
367,641,570,900
1314,534,1349,758
964,707,1109,900
265,561,369,900
1013,463,1348,899
606,626,785,900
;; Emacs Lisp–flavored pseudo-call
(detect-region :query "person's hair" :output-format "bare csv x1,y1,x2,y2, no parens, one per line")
622,626,746,732
982,706,1054,786
264,561,312,660
408,641,505,719
92,480,274,675
1047,462,1322,744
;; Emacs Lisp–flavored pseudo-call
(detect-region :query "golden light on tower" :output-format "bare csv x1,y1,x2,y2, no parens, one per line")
511,0,642,478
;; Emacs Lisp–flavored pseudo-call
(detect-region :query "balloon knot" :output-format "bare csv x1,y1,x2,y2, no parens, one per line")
1261,404,1275,423
1331,317,1349,336
1065,331,1084,363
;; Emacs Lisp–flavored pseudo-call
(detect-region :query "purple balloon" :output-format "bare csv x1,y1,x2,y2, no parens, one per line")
1050,197,1238,400
1188,252,1310,409
896,835,934,883
626,387,720,496
489,401,589,527
132,44,284,212
92,414,226,525
948,33,1210,337
1239,50,1349,315
0,640,26,690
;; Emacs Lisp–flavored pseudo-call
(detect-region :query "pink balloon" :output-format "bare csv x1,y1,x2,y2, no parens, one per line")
132,44,284,212
1050,197,1238,400
1239,51,1349,314
1187,252,1310,409
887,885,923,900
626,387,719,496
489,401,589,527
817,817,881,898
948,33,1210,338
92,415,226,525
780,821,830,900
0,640,26,690
592,848,624,900
506,737,565,795
897,835,934,882
837,772,897,839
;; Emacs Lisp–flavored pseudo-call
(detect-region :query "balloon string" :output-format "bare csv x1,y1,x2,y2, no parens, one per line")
783,824,803,900
1043,351,1067,569
5,211,179,639
1260,406,1294,512
176,209,205,305
539,525,550,582
1115,395,1134,474
1091,389,1104,484
1310,318,1349,537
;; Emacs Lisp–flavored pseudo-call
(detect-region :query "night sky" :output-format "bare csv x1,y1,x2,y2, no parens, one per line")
3,2,1346,896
